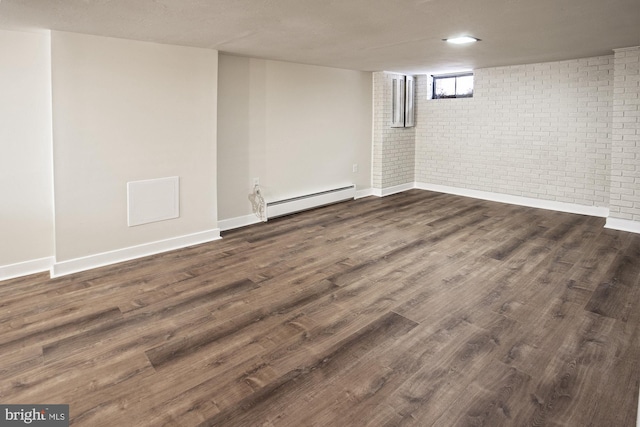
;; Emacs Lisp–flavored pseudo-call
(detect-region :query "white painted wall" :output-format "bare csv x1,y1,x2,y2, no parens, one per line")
217,54,372,222
415,56,613,209
0,29,54,267
51,32,218,262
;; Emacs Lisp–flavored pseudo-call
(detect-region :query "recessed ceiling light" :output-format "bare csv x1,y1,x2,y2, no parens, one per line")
445,36,480,44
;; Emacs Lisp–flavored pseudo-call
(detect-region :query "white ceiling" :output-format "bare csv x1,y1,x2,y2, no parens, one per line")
0,0,639,74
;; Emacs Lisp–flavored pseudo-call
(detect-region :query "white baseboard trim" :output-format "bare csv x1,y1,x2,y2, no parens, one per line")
355,188,375,199
0,256,55,282
605,217,640,234
416,182,610,218
219,214,264,231
373,182,416,197
51,228,221,278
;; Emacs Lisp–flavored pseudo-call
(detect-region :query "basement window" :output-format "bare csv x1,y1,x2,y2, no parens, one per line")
432,73,474,99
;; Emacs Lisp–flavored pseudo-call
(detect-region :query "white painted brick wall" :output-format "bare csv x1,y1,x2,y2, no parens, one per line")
415,56,614,208
609,47,640,221
373,72,415,189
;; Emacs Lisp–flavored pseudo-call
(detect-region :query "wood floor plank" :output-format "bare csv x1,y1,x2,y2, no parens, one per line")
585,235,640,321
195,312,418,427
1,190,639,426
430,358,532,426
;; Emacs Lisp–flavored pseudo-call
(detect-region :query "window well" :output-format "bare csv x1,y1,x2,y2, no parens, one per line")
432,73,474,99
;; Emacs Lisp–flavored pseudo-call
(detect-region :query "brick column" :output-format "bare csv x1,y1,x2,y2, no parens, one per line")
372,72,416,194
607,46,640,232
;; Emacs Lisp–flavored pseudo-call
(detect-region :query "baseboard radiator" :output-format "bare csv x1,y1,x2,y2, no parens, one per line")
266,185,356,219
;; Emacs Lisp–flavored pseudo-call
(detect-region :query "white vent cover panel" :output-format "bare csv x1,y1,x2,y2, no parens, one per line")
127,176,180,227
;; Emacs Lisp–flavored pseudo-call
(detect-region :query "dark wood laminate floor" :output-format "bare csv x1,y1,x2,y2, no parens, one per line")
1,190,640,426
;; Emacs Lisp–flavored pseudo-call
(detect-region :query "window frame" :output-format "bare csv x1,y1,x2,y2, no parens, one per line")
432,72,474,99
